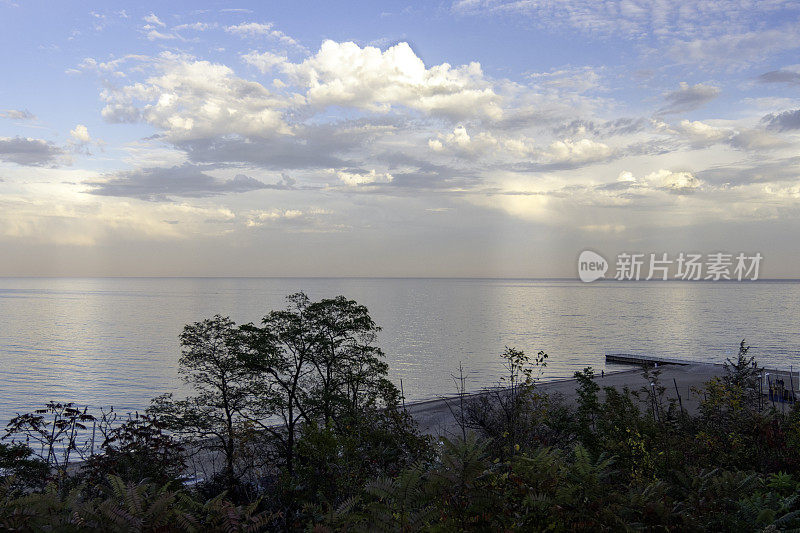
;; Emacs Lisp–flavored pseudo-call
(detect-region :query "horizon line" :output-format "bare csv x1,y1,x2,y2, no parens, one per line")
1,276,799,282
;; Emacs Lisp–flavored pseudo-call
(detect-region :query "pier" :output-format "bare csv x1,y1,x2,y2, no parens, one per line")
605,353,694,366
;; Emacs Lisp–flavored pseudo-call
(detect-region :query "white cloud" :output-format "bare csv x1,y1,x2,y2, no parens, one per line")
143,13,165,27
431,125,476,150
427,126,613,166
70,124,91,143
285,40,502,119
529,66,602,94
101,53,290,141
173,22,215,32
225,22,301,48
453,0,799,41
0,187,239,246
1,109,35,120
225,22,274,37
244,207,333,231
146,29,181,41
607,169,703,193
336,169,394,186
544,138,612,164
729,129,786,151
675,119,733,147
74,54,148,77
242,50,287,73
645,169,702,192
429,126,543,158
428,139,444,151
668,26,800,69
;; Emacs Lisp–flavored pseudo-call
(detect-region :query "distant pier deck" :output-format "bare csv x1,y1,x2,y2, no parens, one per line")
606,353,694,366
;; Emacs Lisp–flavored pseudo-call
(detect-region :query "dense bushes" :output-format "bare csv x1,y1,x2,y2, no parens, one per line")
2,294,799,531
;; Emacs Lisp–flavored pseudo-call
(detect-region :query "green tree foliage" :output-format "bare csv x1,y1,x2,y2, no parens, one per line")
4,314,800,531
0,442,49,494
464,347,548,459
723,339,764,409
149,293,426,523
4,402,96,474
79,413,186,490
0,475,277,532
150,315,254,496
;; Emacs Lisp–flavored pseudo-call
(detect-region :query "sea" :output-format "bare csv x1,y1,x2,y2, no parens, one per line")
1,277,799,424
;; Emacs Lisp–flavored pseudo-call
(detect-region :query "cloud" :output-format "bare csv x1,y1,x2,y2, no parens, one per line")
668,26,800,69
173,118,386,169
224,22,301,48
0,137,64,166
336,168,394,186
225,22,273,37
146,30,182,41
543,138,612,165
73,54,148,77
242,50,287,73
452,0,800,41
646,169,702,194
173,22,215,32
758,68,800,85
83,34,800,221
454,1,800,73
729,129,786,150
244,207,333,231
85,164,270,201
528,66,602,94
101,53,289,141
698,157,800,186
426,123,619,170
143,13,165,27
763,109,800,131
285,40,502,119
1,109,35,120
671,119,733,147
590,168,702,196
552,117,649,137
659,82,720,115
428,126,502,155
70,124,91,143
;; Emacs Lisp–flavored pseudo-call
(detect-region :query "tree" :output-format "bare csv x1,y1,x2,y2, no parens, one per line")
149,315,253,495
238,293,318,477
80,413,186,489
304,296,386,426
574,367,601,446
465,347,548,458
239,292,400,477
723,339,762,409
0,443,49,494
3,402,96,478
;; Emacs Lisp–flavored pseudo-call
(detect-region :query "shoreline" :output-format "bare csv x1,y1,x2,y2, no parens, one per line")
66,361,796,481
405,362,772,437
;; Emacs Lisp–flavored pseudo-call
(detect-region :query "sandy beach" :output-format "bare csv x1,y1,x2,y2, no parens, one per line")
406,362,788,437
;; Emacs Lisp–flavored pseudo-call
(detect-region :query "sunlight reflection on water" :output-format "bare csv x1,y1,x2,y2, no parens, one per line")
1,277,798,423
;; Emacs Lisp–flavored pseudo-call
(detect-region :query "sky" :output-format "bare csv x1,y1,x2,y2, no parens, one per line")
1,0,800,277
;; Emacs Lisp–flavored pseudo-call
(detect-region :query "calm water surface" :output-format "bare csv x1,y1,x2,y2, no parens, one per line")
1,277,799,424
